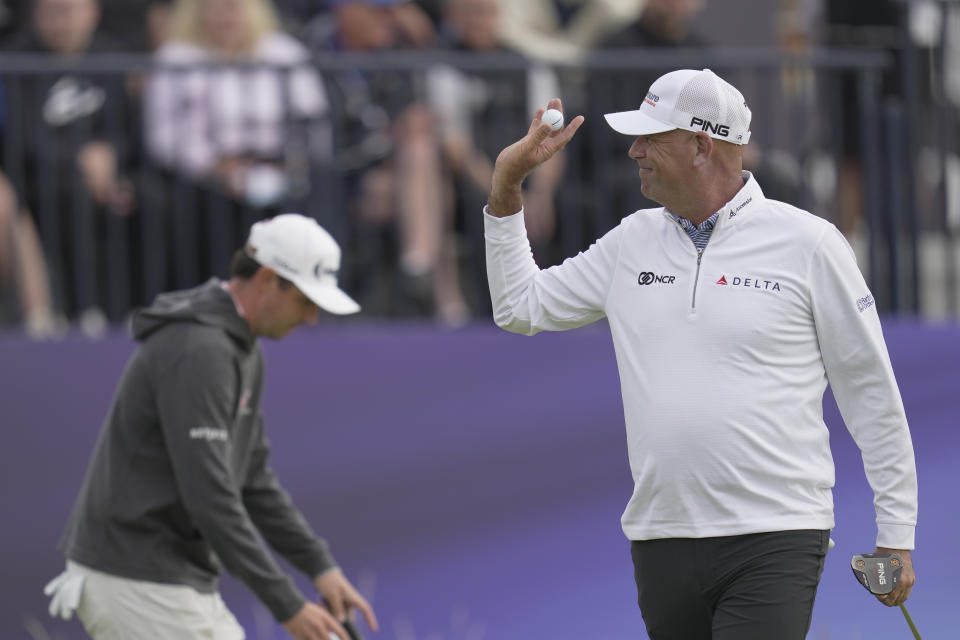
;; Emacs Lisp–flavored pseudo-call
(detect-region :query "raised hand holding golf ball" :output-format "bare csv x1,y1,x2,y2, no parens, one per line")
542,108,564,132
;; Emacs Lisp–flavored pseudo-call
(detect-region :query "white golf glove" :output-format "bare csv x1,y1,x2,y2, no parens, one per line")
43,570,86,620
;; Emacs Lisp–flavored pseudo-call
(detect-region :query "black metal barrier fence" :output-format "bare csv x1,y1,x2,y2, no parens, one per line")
1,48,956,325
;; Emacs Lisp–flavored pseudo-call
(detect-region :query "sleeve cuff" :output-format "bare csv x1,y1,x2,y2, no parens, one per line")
263,576,308,623
312,565,342,582
483,206,526,239
876,523,915,550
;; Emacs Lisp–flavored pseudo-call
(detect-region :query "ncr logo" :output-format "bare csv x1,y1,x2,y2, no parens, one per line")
638,271,676,285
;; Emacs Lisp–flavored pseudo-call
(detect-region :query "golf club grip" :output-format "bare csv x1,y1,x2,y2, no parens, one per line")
320,597,364,640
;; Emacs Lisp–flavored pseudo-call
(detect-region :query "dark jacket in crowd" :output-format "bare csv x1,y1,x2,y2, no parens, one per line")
0,30,131,211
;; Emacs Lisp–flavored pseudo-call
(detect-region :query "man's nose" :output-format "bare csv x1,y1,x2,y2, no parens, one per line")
628,136,647,158
303,305,320,325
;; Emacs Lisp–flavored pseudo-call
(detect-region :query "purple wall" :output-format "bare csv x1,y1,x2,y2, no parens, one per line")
1,320,956,639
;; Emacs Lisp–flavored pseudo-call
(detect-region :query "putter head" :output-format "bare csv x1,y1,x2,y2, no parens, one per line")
851,553,903,595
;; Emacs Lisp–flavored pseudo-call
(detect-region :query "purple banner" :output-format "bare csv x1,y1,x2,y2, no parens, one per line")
1,319,956,639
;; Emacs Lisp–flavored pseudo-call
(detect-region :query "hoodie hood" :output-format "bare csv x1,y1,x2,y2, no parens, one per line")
132,279,254,348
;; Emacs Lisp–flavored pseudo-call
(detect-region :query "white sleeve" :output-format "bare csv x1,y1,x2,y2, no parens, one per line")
810,225,918,549
289,64,328,119
261,33,328,119
144,67,177,168
526,63,559,114
425,65,474,141
484,207,621,335
145,46,215,177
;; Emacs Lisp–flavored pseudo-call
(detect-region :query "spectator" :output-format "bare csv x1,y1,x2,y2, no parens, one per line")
600,0,705,49
144,0,332,281
0,49,55,335
820,0,902,235
0,171,56,335
142,0,172,50
308,1,469,321
95,0,171,51
767,0,903,234
499,0,646,65
411,0,442,30
0,0,26,43
271,0,325,34
2,0,136,324
427,0,566,282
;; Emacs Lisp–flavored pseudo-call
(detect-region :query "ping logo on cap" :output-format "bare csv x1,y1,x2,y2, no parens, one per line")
690,116,730,137
313,263,338,279
272,256,299,274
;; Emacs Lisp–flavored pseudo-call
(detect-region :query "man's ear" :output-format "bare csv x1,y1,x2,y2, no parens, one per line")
253,266,278,289
692,133,713,168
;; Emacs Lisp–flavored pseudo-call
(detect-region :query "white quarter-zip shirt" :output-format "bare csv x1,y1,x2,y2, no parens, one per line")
484,173,918,549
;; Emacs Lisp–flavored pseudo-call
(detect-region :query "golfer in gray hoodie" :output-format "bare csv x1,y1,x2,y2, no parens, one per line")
45,214,377,640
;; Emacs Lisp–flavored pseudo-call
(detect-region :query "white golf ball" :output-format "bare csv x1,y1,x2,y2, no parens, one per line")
542,108,564,132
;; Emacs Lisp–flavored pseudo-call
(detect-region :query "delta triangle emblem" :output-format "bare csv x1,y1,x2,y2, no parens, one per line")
716,275,728,285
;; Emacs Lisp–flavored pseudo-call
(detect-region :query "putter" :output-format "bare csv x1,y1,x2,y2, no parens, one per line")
323,598,365,640
327,621,364,640
851,553,921,639
342,620,365,640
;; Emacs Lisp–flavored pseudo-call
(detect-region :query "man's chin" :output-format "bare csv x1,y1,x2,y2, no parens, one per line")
639,183,665,206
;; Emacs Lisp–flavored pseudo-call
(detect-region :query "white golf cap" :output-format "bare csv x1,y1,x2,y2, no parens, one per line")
604,68,752,145
245,214,360,315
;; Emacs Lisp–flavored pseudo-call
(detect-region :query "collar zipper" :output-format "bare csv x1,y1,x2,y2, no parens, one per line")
677,211,723,311
692,247,705,310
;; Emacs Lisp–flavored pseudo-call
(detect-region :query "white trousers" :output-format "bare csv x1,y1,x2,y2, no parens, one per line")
52,561,245,640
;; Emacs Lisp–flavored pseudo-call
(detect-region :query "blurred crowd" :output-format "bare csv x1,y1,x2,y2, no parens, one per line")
0,0,956,335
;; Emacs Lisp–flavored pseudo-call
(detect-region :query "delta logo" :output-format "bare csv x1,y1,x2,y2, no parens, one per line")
715,274,781,292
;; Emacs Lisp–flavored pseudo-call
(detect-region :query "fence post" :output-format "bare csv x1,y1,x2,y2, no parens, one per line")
883,100,907,313
898,0,922,314
858,70,884,305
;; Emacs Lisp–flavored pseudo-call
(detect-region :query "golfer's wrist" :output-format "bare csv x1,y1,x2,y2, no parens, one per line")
487,185,523,217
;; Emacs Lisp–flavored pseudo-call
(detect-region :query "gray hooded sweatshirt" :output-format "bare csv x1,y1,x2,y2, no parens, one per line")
59,279,337,622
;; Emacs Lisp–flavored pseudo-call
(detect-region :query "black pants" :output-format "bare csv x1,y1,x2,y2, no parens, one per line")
631,530,830,640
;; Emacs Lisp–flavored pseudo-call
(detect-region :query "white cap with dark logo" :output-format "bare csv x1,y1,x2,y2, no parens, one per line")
604,68,752,145
245,214,360,315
